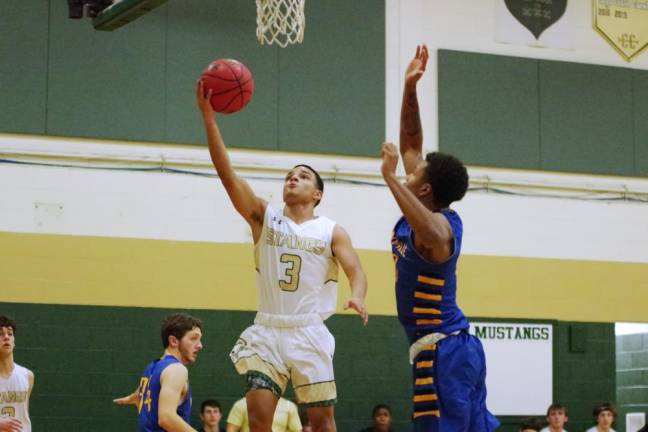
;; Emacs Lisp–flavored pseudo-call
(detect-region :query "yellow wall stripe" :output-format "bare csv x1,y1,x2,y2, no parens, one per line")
2,231,648,322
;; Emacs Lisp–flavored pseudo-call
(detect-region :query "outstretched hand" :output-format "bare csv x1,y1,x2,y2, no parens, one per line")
195,80,215,117
380,142,399,178
113,392,139,406
344,297,368,326
405,44,429,88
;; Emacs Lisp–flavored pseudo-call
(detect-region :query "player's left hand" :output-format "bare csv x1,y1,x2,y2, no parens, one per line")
380,142,399,177
344,297,368,326
113,392,139,406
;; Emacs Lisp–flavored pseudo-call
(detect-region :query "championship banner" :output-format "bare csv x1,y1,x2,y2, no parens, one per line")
470,322,553,415
593,0,648,61
496,0,574,49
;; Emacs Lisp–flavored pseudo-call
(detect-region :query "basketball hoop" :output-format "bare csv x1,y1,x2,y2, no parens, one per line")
255,0,305,47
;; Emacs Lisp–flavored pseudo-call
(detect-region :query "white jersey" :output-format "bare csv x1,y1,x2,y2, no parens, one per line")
0,363,32,432
255,205,339,319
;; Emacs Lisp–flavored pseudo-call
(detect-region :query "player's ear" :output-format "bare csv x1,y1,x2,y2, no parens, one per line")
313,189,322,203
168,334,180,348
419,183,432,197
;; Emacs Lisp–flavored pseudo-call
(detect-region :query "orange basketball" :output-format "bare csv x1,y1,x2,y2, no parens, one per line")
200,59,254,113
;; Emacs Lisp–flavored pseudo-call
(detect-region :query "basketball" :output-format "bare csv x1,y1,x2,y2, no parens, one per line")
200,59,254,114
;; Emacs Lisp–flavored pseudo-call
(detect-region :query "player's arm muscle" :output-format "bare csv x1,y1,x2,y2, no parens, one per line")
196,81,266,239
158,364,197,432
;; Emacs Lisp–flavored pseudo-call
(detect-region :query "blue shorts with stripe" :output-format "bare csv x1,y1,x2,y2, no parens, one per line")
411,332,499,432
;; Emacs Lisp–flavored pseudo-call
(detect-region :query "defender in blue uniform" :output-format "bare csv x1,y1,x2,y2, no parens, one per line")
380,44,498,432
114,314,203,432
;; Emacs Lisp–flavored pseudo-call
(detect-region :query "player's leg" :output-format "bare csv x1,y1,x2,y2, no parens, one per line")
434,332,498,432
246,388,279,432
306,405,335,432
411,344,442,432
286,325,337,432
230,324,290,431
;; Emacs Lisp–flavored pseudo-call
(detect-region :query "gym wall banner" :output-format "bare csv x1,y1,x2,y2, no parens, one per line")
470,322,553,415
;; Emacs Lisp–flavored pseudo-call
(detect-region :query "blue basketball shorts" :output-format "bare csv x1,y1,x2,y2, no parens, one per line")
411,332,499,432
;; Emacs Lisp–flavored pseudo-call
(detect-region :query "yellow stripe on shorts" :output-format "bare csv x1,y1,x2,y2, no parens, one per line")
413,410,440,418
416,360,433,368
415,377,433,385
413,394,438,402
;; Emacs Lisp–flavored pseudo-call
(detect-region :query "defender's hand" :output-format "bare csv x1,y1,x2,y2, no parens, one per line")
381,143,399,178
405,45,429,88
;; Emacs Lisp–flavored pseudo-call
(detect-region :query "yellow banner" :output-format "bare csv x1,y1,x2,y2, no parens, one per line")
593,0,648,61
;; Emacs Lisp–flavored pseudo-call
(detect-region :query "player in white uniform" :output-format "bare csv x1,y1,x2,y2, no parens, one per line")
197,82,368,432
0,316,34,432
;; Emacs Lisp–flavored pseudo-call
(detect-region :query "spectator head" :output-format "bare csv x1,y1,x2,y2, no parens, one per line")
546,403,568,430
200,399,222,428
593,402,616,429
371,404,392,432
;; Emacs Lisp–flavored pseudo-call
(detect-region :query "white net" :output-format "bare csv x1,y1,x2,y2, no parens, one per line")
255,0,305,47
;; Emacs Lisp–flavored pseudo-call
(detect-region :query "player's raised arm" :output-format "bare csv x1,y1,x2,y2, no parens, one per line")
399,45,429,175
332,225,368,325
196,80,266,238
380,143,452,262
157,363,197,432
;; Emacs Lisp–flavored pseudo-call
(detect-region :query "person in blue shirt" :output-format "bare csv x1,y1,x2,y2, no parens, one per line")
380,44,499,432
114,313,204,432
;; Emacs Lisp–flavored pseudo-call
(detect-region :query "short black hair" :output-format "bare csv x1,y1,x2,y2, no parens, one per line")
546,403,568,416
423,152,468,208
371,404,391,417
0,316,16,334
519,416,542,431
200,399,221,413
161,313,202,348
593,402,616,419
293,164,324,207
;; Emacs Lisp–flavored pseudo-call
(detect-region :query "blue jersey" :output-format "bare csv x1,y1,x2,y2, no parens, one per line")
391,210,470,344
137,355,192,432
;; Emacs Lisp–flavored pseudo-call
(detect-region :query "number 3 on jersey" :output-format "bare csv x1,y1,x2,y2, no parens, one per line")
279,253,302,291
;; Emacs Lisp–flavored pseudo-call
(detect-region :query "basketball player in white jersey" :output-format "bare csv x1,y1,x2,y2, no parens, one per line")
196,82,368,432
0,316,33,432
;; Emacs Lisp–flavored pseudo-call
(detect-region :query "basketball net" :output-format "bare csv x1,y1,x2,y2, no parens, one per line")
255,0,305,47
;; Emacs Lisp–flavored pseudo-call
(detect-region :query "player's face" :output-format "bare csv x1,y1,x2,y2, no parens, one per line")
547,409,567,428
283,166,321,205
0,326,15,355
404,160,430,197
596,410,614,428
373,408,391,430
178,327,203,364
200,406,222,427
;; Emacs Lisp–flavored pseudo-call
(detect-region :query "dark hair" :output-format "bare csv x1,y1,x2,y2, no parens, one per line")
423,152,468,208
371,404,391,417
593,402,616,419
200,399,221,414
546,403,568,416
293,164,324,207
161,313,202,348
0,316,16,334
519,417,542,431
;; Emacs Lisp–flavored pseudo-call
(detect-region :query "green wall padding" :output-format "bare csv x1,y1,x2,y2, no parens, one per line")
439,49,647,178
0,0,384,157
0,303,617,432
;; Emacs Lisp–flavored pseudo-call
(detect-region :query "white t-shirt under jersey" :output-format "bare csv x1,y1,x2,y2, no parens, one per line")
255,205,339,318
0,363,32,432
